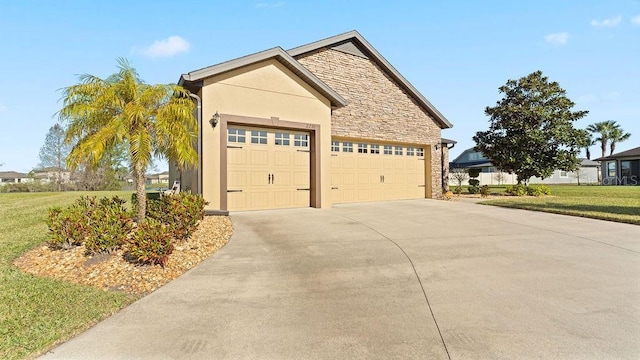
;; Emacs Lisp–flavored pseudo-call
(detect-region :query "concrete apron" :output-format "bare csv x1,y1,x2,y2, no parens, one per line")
42,200,640,359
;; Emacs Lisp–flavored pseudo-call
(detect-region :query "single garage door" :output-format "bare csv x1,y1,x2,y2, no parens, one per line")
227,127,310,211
330,139,425,203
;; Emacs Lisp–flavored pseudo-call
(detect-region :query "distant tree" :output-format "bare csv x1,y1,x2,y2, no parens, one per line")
473,71,589,184
609,126,631,155
450,167,468,194
38,123,72,191
493,172,507,185
58,58,198,221
586,120,616,158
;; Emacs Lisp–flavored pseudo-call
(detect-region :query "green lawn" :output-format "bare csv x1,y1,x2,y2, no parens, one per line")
480,185,640,224
0,191,136,360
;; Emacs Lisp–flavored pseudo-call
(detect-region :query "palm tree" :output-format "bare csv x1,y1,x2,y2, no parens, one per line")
609,127,631,155
586,120,616,158
58,58,198,221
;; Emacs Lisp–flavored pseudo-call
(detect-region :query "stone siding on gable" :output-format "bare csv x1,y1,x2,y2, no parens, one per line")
296,47,443,198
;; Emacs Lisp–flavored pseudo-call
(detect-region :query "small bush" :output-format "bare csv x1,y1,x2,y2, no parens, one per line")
468,179,480,187
453,186,463,195
506,184,528,196
480,185,491,197
46,205,90,249
147,192,206,241
467,186,479,194
127,219,174,267
46,196,133,254
84,197,134,255
527,184,552,197
468,168,481,178
443,191,454,200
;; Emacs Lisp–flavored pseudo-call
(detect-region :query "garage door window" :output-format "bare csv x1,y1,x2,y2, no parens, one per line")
358,143,368,153
370,144,380,154
417,148,424,157
228,128,246,143
294,134,308,147
251,130,267,144
275,132,290,146
407,147,415,156
394,146,403,156
343,142,354,152
331,141,340,152
383,145,392,155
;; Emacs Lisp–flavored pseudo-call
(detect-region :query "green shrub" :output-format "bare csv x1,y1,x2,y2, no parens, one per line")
46,196,133,254
453,186,463,195
130,192,162,207
468,168,481,178
480,185,491,197
527,184,552,197
506,184,528,196
46,205,90,249
467,186,479,194
146,192,206,241
468,179,480,187
126,219,174,267
84,197,134,255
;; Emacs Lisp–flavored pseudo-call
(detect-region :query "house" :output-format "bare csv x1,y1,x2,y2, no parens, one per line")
145,171,170,185
171,30,453,213
449,147,600,185
0,171,32,185
596,146,640,185
32,167,72,184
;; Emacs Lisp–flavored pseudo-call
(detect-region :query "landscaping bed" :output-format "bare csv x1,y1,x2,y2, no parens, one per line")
14,215,232,296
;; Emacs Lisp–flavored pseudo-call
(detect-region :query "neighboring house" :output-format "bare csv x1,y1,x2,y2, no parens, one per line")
0,171,32,185
596,146,640,186
449,147,600,185
171,30,453,213
145,171,169,184
32,167,72,184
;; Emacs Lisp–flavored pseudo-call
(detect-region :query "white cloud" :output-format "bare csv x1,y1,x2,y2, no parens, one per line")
256,1,284,8
632,15,640,26
139,36,190,58
544,32,569,46
590,15,622,28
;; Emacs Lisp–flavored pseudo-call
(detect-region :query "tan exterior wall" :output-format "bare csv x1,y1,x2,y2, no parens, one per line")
441,146,450,192
200,59,333,210
296,48,443,198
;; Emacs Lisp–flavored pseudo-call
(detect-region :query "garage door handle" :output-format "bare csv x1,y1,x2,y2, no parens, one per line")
297,149,311,153
418,185,425,187
331,187,338,190
227,190,243,193
297,188,310,191
227,145,243,149
268,173,272,184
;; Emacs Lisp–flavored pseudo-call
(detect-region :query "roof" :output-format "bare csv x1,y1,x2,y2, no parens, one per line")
179,47,347,109
0,171,28,179
33,166,67,173
580,159,600,167
596,146,640,161
441,138,457,144
288,30,453,129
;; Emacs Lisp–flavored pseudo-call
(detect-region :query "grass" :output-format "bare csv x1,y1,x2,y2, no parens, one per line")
480,185,640,225
0,191,136,360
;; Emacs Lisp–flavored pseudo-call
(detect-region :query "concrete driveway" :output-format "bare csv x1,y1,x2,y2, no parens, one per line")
43,200,640,359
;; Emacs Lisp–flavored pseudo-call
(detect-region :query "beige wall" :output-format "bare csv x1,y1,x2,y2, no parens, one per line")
296,48,444,198
200,59,333,210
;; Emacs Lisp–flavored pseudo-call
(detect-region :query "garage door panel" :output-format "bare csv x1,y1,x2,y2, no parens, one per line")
227,126,310,211
331,139,427,204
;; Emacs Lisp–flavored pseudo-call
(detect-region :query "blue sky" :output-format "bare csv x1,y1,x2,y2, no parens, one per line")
1,0,638,172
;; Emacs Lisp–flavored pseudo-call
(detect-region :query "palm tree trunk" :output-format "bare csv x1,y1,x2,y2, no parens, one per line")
601,141,606,158
134,162,146,222
610,143,616,156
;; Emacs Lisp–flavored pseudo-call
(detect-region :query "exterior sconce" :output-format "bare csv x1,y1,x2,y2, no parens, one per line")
435,144,440,150
209,112,220,128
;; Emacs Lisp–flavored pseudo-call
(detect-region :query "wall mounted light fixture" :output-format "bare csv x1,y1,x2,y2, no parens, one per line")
209,112,220,128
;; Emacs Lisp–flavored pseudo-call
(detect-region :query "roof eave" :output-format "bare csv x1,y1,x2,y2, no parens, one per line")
178,47,347,108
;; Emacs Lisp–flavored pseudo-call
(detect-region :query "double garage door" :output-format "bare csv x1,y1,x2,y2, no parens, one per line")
226,127,426,211
330,140,426,203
